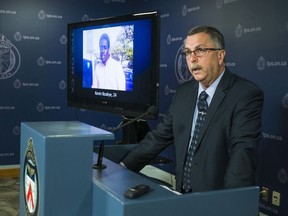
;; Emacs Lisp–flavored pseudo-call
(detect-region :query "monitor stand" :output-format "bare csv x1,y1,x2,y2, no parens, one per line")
93,117,150,170
120,117,150,144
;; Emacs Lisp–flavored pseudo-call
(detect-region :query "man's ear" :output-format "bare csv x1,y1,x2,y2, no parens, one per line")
218,49,226,65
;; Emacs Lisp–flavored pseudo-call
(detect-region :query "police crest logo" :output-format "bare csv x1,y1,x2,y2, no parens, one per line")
257,56,266,71
23,138,40,215
0,34,21,79
174,44,193,84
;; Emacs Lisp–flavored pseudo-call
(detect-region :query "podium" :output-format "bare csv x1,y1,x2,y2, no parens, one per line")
92,155,260,216
19,121,114,216
20,121,260,216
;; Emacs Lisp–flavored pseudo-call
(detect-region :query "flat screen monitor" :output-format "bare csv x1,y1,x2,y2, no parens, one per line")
67,11,160,119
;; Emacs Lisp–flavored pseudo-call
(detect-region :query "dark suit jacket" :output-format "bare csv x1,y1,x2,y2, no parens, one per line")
122,68,264,192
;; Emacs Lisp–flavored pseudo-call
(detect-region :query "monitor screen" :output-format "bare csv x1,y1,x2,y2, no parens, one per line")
67,11,159,119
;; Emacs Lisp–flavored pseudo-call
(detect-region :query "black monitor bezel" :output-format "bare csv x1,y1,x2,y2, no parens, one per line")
67,11,160,119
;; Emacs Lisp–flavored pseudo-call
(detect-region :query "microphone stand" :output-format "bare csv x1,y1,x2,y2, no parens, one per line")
93,140,106,169
93,106,157,170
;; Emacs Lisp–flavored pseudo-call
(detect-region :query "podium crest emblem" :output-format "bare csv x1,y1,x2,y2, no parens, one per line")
23,137,40,215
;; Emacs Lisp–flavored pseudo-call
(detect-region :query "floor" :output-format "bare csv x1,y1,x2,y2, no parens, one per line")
0,177,20,216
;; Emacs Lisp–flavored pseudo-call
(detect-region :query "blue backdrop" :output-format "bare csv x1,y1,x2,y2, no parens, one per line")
0,0,287,215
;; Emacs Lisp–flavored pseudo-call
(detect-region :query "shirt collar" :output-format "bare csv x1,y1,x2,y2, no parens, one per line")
198,69,225,101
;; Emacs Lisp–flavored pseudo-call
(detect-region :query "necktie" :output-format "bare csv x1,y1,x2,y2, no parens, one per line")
182,91,208,193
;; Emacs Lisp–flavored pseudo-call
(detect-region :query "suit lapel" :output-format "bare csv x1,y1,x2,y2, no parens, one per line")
181,82,199,157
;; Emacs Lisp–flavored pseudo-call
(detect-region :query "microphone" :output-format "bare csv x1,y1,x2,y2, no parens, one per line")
93,105,157,170
111,105,157,133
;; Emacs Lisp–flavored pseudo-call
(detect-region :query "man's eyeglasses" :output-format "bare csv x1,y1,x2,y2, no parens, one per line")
180,48,222,58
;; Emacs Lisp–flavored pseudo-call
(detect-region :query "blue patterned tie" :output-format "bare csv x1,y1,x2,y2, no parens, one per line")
182,91,208,193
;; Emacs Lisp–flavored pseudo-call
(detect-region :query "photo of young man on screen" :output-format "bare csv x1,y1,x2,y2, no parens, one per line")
82,26,134,91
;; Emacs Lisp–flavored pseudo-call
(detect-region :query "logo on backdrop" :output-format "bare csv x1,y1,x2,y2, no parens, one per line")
181,4,200,16
38,10,46,20
37,103,45,112
23,137,40,216
13,125,20,136
235,24,243,38
175,44,193,84
257,56,287,71
257,56,266,71
235,24,262,38
0,34,21,79
60,35,67,45
216,0,223,9
59,80,67,90
38,10,63,20
37,56,62,66
82,14,90,21
182,5,188,16
216,0,239,9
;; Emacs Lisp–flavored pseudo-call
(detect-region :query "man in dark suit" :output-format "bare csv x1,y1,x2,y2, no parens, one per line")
121,26,264,193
